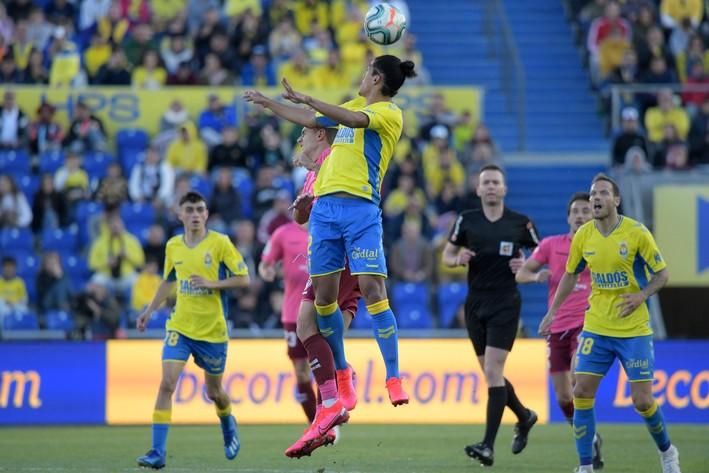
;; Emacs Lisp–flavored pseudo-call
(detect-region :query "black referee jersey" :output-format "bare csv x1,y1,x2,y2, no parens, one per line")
448,207,541,293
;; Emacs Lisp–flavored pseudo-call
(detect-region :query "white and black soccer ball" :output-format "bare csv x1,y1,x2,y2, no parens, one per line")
363,3,407,46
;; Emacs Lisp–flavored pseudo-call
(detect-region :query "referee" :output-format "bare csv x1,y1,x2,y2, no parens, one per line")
442,164,540,467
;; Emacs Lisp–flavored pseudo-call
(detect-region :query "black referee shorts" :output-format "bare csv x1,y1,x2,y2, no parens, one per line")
464,290,521,356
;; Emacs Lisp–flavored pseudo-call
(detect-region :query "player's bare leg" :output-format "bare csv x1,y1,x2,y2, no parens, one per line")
137,361,185,469
204,373,240,460
358,274,408,405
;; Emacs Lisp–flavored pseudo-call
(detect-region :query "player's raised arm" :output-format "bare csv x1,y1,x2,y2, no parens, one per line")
243,89,318,128
281,78,370,128
136,280,175,331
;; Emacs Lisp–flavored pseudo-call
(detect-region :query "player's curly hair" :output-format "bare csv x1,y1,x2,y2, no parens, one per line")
373,55,417,97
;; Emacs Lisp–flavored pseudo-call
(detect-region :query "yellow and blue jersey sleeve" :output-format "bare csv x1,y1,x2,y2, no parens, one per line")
566,224,589,274
635,223,666,275
314,99,402,205
219,234,249,277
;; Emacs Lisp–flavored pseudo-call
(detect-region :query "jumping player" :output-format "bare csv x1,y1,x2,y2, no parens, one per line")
516,192,604,469
136,191,250,469
539,174,680,473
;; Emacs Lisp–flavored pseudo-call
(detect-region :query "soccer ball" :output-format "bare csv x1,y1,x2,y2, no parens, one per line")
363,3,407,46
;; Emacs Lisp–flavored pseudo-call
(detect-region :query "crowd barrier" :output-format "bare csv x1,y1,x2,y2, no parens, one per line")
1,339,707,425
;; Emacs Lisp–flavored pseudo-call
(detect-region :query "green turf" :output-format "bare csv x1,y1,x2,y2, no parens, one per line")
0,424,705,472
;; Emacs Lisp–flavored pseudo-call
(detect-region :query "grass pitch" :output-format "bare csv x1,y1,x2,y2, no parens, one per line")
0,424,705,472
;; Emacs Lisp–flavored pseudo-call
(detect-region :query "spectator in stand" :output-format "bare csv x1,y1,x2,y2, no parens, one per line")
601,48,639,116
88,213,145,297
240,45,276,86
0,174,32,228
0,91,28,149
639,56,677,84
598,25,632,80
131,49,167,90
230,218,262,328
94,48,131,85
142,224,166,272
128,146,174,208
612,107,649,167
123,22,158,67
383,174,427,220
664,141,691,170
386,194,433,242
0,256,28,317
198,94,237,147
390,219,434,284
0,4,14,44
78,0,111,32
676,35,708,83
83,32,112,82
209,168,242,232
425,146,465,199
268,17,302,61
682,62,709,115
74,280,121,339
279,49,314,89
644,88,690,143
587,1,632,83
304,26,334,64
165,121,208,175
259,123,288,167
660,0,703,29
32,173,68,233
199,53,234,86
669,17,695,58
435,179,464,216
629,3,656,50
468,123,499,160
208,126,248,171
11,21,32,71
636,26,674,74
97,1,129,45
231,9,268,69
47,26,82,87
468,142,497,175
193,6,226,59
418,92,460,140
688,96,709,164
6,0,32,23
153,98,189,153
623,145,653,173
95,162,128,214
64,101,107,152
54,152,89,207
26,8,53,52
22,48,48,84
208,30,238,72
166,60,198,86
130,256,161,312
312,49,350,89
36,251,73,316
45,0,75,26
160,34,193,75
185,0,219,33
652,123,684,168
251,165,278,222
0,55,22,83
257,190,292,244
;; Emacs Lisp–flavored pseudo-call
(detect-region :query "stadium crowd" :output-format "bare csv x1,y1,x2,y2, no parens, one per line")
566,0,709,169
0,0,494,339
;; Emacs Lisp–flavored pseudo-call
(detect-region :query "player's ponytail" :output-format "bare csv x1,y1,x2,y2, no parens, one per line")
373,55,417,97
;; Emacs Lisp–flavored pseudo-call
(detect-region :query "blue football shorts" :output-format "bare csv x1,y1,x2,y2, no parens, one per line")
574,330,655,382
162,330,228,375
308,195,387,278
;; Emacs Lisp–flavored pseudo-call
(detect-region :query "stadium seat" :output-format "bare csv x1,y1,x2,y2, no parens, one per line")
119,149,143,175
0,149,30,175
116,128,150,152
391,282,429,308
39,150,65,174
17,175,40,201
126,221,151,245
189,175,212,200
83,152,114,180
233,171,254,218
45,310,75,331
120,202,155,224
75,201,104,248
0,228,34,251
396,306,434,330
63,255,91,291
437,282,468,328
3,310,40,330
146,308,170,329
41,226,79,252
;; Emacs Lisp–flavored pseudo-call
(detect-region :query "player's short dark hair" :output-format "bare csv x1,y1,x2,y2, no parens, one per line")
2,256,16,266
592,173,620,197
567,192,590,214
372,55,416,97
478,164,505,179
179,191,207,207
322,127,338,144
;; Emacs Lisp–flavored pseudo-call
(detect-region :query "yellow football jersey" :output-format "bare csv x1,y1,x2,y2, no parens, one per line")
163,231,248,342
314,97,403,205
566,216,667,338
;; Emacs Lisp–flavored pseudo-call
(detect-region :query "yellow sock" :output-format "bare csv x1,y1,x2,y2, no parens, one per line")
216,404,232,418
152,409,172,424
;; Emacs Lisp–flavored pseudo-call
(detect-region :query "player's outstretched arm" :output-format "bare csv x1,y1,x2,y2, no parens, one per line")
516,258,550,284
441,242,475,268
136,280,175,331
281,78,369,128
243,89,317,128
617,267,669,317
538,271,579,335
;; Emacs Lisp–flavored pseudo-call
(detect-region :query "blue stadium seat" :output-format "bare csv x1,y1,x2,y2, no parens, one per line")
83,152,114,180
17,175,40,201
41,226,79,252
63,255,90,291
0,149,30,175
121,202,155,224
45,310,75,331
391,282,429,308
437,282,468,328
189,175,212,200
146,308,170,329
233,171,254,218
350,298,372,329
3,310,40,330
120,149,143,175
396,306,434,330
39,150,65,174
0,228,34,251
116,128,150,152
75,201,104,247
126,221,151,245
